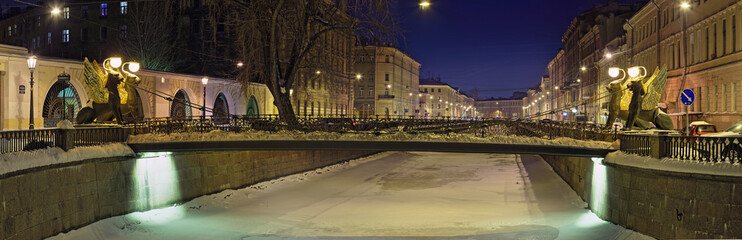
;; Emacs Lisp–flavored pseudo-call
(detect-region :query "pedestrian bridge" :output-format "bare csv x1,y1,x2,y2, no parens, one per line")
128,140,613,157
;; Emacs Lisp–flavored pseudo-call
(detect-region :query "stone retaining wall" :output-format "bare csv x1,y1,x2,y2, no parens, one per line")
541,155,742,239
0,150,376,239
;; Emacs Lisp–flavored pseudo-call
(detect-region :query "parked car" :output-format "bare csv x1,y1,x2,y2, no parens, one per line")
703,121,742,137
685,121,718,136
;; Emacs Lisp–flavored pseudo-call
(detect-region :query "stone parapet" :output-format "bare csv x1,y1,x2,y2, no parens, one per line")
0,150,376,239
541,155,742,239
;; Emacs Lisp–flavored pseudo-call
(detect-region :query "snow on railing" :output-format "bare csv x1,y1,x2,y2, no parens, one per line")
0,127,130,154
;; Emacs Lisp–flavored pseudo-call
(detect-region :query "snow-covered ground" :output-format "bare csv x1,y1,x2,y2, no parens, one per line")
128,130,614,149
49,152,650,240
0,143,134,176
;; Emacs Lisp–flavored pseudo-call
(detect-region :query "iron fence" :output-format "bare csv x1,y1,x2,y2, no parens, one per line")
666,136,742,164
0,127,130,154
618,134,652,156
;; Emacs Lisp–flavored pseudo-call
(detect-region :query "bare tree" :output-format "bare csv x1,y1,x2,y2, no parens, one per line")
202,0,399,126
117,1,187,71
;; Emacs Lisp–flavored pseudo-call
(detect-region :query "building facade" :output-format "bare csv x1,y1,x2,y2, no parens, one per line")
352,45,420,118
476,98,522,119
0,44,276,130
624,0,742,130
419,77,475,118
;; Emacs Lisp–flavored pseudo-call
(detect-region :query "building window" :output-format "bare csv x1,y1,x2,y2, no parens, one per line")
119,25,127,39
100,27,107,41
359,87,364,97
7,26,11,37
47,32,51,45
101,3,108,16
81,27,88,41
385,73,389,81
120,1,128,15
31,38,36,49
63,7,69,19
82,6,89,18
733,15,737,52
723,20,727,55
62,29,69,43
385,56,390,63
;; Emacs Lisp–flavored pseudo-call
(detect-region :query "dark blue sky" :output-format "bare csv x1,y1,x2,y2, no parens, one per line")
396,0,639,99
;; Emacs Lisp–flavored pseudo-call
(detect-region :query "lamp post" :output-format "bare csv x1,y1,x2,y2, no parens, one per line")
201,77,208,122
27,56,37,129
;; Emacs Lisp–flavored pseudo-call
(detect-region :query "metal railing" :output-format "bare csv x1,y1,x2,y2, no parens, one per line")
0,127,130,154
618,134,742,164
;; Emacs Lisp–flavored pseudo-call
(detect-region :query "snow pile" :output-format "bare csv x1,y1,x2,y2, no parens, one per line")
0,143,135,176
128,130,613,149
605,151,742,177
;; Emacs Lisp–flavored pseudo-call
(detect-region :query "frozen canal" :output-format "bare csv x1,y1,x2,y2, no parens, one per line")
51,152,651,240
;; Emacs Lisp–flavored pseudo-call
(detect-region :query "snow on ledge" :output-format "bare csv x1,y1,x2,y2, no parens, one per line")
605,151,742,177
128,130,614,149
0,143,135,176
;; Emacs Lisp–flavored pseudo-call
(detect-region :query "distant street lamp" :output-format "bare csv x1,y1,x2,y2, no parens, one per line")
201,77,209,122
419,1,430,9
27,56,37,129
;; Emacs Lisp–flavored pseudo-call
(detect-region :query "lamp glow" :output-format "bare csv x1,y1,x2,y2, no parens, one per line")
581,66,587,71
109,57,122,68
627,67,640,77
201,77,209,85
356,74,362,79
608,67,621,78
237,62,244,67
680,2,690,9
27,56,37,70
605,53,613,59
51,8,61,15
419,1,430,8
128,62,140,72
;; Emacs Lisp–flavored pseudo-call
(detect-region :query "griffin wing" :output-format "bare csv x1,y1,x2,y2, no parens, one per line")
83,58,109,103
642,65,667,110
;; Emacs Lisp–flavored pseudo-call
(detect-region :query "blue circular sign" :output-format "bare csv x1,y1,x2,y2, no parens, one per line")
681,89,694,106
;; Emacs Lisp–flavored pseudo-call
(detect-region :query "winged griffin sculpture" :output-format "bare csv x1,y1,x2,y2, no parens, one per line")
76,57,141,124
605,65,673,130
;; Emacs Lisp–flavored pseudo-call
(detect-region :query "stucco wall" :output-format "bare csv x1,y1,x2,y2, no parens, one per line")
541,155,742,239
0,150,376,239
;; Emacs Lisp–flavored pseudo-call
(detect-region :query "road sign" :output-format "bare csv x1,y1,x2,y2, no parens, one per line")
681,89,694,106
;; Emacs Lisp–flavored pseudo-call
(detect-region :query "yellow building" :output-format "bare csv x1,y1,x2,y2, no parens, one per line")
419,77,475,118
624,0,742,129
353,45,420,118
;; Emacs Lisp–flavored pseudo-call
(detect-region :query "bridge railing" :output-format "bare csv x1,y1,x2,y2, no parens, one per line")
618,134,742,164
0,127,130,154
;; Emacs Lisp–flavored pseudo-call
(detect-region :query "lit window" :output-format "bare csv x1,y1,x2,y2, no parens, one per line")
82,6,89,17
120,2,128,15
47,32,51,45
101,3,108,16
62,29,69,43
63,7,69,19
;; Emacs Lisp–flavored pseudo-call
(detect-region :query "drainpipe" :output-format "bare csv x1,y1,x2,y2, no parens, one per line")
676,7,689,119
652,0,661,68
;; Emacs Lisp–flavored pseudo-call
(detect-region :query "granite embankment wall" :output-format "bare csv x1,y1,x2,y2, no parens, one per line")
541,155,742,239
0,150,376,239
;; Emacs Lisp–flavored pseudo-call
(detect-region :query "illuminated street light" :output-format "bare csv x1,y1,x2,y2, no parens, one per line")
680,2,690,9
51,8,61,15
608,67,621,78
627,66,644,78
109,57,122,68
605,53,613,59
419,1,430,9
581,66,587,71
356,74,362,79
576,79,581,83
201,77,209,122
316,70,321,75
27,55,37,129
237,62,244,67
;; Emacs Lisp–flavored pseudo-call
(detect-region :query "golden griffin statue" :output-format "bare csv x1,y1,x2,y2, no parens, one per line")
605,65,673,130
76,57,142,124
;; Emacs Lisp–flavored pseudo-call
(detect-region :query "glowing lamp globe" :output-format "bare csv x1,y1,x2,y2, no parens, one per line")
628,67,641,77
201,77,209,86
608,67,621,78
128,62,140,72
110,57,122,68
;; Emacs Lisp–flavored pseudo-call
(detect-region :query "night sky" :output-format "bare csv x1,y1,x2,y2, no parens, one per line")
397,0,641,99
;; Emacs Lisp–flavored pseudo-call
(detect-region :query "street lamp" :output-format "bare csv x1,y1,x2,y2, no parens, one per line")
51,8,61,15
27,56,37,129
419,1,430,9
201,77,208,122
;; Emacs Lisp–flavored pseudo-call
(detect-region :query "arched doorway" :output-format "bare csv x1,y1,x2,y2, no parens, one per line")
170,90,191,120
246,96,259,118
213,93,230,124
42,81,81,127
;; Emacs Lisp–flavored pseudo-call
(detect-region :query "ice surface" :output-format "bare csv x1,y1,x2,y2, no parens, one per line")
49,152,650,240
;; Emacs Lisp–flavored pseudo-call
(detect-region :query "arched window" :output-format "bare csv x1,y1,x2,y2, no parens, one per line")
246,96,259,118
42,81,81,127
213,93,229,124
170,90,191,120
